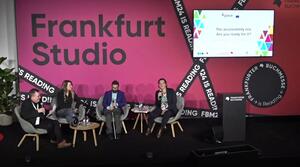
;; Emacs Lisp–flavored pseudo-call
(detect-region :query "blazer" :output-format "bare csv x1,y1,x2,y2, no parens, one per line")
155,88,178,114
20,98,45,126
56,89,81,111
102,90,126,110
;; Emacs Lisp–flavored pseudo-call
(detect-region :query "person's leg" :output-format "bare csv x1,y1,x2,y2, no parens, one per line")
65,109,77,124
50,118,72,148
56,108,67,118
103,109,113,135
48,119,63,143
36,118,55,141
147,108,162,128
56,108,77,124
145,108,162,136
157,110,175,138
113,109,122,136
36,118,71,148
161,110,174,129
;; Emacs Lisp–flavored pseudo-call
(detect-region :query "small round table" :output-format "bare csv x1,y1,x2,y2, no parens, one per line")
69,122,100,148
132,106,150,133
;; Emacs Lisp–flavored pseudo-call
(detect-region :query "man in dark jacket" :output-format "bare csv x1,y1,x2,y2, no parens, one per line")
21,88,71,148
102,80,126,140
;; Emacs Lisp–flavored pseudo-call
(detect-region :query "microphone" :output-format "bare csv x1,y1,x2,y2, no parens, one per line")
158,91,162,100
40,102,46,115
112,99,117,109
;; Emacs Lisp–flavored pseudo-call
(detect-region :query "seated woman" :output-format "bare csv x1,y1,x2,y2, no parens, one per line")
55,80,81,126
145,78,177,138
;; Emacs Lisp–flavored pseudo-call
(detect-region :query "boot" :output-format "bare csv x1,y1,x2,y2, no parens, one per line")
145,127,151,136
57,140,71,149
50,139,57,144
156,128,164,139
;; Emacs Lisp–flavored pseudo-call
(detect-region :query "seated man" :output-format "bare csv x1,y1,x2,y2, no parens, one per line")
102,80,126,140
145,78,178,138
21,88,71,149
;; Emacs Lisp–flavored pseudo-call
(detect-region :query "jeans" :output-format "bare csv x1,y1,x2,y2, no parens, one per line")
56,108,77,124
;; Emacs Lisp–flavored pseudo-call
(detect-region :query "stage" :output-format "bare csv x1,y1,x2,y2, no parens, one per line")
0,116,300,166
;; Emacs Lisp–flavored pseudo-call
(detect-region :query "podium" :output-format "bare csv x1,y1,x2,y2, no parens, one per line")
215,93,246,142
222,93,246,142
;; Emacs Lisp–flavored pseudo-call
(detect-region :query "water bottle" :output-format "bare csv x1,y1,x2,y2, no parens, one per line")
139,102,143,110
86,116,90,125
82,116,87,126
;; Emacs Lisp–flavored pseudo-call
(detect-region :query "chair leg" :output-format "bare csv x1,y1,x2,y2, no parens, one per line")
177,121,183,132
17,134,27,147
72,129,77,148
92,129,97,147
122,121,128,134
171,123,175,138
83,131,87,142
99,122,105,135
17,134,41,151
36,135,39,151
140,114,143,133
151,123,156,133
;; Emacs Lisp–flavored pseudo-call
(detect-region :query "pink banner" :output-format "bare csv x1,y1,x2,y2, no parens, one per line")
16,0,300,116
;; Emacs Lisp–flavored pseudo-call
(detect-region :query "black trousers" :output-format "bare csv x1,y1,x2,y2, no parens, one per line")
35,118,63,143
148,108,175,129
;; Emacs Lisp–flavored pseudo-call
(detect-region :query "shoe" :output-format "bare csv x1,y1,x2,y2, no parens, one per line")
108,133,114,140
116,134,121,140
156,128,163,139
145,128,151,136
57,140,71,149
50,139,57,144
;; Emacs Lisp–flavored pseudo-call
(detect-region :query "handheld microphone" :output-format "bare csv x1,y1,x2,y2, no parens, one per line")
158,91,162,100
112,99,117,109
40,102,46,115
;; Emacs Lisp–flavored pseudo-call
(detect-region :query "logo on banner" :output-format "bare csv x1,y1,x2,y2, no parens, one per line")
31,14,165,66
274,0,300,8
274,0,282,7
225,96,245,102
256,27,273,56
243,62,287,107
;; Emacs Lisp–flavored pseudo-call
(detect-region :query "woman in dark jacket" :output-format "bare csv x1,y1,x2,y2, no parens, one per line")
56,80,81,126
146,78,177,138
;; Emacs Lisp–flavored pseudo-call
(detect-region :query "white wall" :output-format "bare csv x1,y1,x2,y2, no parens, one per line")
0,0,17,70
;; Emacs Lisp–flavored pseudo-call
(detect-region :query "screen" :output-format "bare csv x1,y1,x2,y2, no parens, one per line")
193,10,274,57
